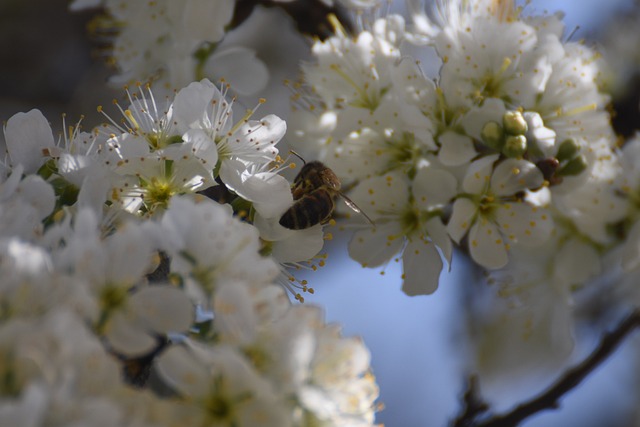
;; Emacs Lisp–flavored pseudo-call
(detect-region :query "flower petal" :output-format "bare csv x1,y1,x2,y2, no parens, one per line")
271,226,324,263
207,47,269,96
555,238,601,285
462,154,499,194
425,217,453,265
491,158,543,196
413,166,458,208
349,223,404,267
4,109,55,174
438,131,477,166
182,128,219,166
156,345,211,397
402,238,443,295
468,219,508,269
446,198,476,244
104,312,157,357
219,160,293,218
129,286,194,334
495,202,552,247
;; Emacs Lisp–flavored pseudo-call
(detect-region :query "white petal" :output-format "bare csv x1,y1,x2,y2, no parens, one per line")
3,239,51,275
106,133,149,160
253,212,294,241
17,175,55,221
402,238,443,295
460,98,506,139
57,153,92,186
446,198,477,244
181,0,234,42
0,164,23,200
220,161,293,218
104,312,157,356
556,238,601,285
0,383,49,427
271,226,324,263
462,154,499,194
156,345,211,397
413,166,458,208
437,131,477,166
495,203,552,247
228,115,285,162
348,223,404,267
4,109,55,174
173,79,222,131
298,386,334,419
208,47,269,96
347,172,410,220
249,174,293,218
213,283,257,344
491,159,543,196
105,225,154,284
468,220,508,269
182,129,219,166
425,217,453,265
129,286,194,333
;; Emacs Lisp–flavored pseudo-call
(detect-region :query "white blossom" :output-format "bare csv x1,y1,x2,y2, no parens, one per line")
447,155,552,269
347,168,455,295
159,196,280,306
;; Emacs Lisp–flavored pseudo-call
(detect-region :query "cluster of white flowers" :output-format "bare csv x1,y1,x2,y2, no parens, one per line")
70,0,269,96
291,0,630,295
287,0,640,378
0,78,378,425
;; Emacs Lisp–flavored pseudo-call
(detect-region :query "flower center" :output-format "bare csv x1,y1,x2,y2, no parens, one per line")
204,393,234,423
144,177,175,210
386,132,424,175
478,194,498,218
243,345,271,374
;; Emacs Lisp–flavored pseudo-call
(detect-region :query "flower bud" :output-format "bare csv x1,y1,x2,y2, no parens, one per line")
481,121,504,151
556,138,580,162
502,135,527,158
503,111,528,135
558,154,588,176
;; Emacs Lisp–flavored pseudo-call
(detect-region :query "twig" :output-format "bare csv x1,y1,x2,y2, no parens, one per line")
474,309,640,427
452,375,489,427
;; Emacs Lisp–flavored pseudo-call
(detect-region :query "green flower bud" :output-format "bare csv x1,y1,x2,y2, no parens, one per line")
558,154,588,176
503,111,528,135
556,138,580,162
481,121,504,151
502,135,527,158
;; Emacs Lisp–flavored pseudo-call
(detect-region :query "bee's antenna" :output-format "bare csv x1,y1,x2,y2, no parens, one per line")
289,150,307,165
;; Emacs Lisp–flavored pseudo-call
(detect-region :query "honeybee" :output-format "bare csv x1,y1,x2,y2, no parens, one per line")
279,153,374,230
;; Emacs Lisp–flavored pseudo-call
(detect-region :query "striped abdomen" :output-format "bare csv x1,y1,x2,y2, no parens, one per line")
279,188,336,229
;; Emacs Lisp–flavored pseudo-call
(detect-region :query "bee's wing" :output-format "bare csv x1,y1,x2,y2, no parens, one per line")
339,193,375,227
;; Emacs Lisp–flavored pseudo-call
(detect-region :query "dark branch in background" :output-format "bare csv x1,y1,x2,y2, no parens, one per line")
452,309,640,427
610,74,640,140
229,0,354,40
451,375,490,427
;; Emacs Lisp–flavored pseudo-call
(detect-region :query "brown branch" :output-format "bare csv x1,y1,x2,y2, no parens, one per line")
452,375,489,427
471,309,640,427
